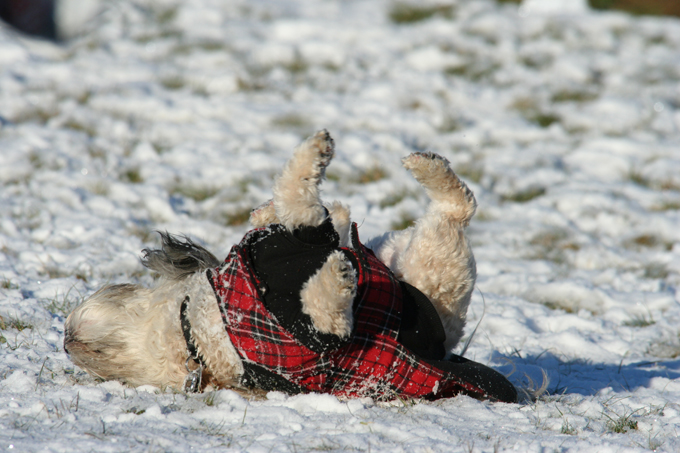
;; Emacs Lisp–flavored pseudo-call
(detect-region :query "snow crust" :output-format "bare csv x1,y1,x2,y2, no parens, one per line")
1,0,680,451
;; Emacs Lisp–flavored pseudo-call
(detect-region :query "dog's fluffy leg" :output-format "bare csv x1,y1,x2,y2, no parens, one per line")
370,152,477,351
272,130,334,231
300,250,356,338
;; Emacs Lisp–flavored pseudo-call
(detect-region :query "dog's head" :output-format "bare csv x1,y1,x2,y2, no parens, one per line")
64,282,189,388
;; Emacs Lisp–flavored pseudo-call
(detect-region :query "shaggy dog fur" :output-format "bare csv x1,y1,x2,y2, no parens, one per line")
64,130,478,394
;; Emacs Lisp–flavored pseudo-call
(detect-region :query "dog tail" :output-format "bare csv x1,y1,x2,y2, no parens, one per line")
141,231,220,280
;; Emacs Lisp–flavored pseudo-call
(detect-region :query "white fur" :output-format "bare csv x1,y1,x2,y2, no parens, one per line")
64,272,244,390
65,132,477,393
182,272,244,388
366,152,477,351
65,281,191,389
300,250,356,337
272,129,334,231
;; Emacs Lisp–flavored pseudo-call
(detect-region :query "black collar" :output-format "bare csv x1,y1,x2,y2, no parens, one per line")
180,296,205,392
180,296,203,363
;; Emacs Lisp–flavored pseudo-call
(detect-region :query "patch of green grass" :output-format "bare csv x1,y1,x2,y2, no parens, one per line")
560,419,577,435
390,212,417,231
156,5,178,24
551,88,599,103
379,189,412,209
502,186,546,203
122,168,144,184
389,2,455,24
124,407,146,415
510,97,560,128
589,0,680,18
647,335,680,359
171,183,220,202
627,169,680,192
0,315,39,349
628,170,648,187
197,419,231,437
650,200,680,212
271,113,311,131
1,278,18,290
160,75,185,91
445,61,500,81
0,315,33,332
222,207,252,227
532,113,560,128
455,162,484,184
128,224,155,243
605,410,639,433
625,234,673,251
355,165,389,184
527,227,581,265
283,55,309,74
644,263,668,280
529,228,569,248
62,118,98,137
437,114,464,133
327,165,390,185
87,179,109,196
173,40,227,55
44,286,83,317
12,104,60,125
236,76,267,92
633,234,660,247
623,313,655,328
540,300,576,314
204,391,218,407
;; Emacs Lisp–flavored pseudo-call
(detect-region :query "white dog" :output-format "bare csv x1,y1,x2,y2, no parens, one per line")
64,131,516,402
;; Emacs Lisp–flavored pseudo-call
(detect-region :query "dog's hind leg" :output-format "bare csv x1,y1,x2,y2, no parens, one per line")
272,130,335,231
368,152,477,352
300,250,356,337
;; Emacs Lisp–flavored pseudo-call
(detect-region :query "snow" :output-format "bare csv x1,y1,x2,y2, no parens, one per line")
1,0,680,451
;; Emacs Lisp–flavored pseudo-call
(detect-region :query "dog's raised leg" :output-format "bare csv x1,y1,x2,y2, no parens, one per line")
253,130,356,337
368,152,477,351
272,129,334,231
300,250,356,337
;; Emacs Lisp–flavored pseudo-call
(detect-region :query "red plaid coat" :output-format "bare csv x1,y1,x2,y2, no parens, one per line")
208,226,489,400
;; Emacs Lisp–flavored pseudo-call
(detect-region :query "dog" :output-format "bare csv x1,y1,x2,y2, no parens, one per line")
64,130,517,403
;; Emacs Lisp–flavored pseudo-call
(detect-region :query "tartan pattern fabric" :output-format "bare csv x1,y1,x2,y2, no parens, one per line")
209,226,489,400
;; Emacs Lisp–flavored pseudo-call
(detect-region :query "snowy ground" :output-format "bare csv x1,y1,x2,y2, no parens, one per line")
2,0,680,451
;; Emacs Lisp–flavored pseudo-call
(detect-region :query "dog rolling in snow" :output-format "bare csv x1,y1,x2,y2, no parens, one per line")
64,130,517,403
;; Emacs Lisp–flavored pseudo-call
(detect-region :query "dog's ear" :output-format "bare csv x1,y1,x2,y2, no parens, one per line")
141,232,220,280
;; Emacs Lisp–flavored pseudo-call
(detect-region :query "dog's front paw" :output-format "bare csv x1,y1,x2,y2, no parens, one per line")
300,250,356,338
